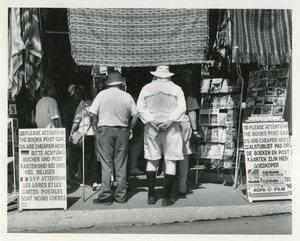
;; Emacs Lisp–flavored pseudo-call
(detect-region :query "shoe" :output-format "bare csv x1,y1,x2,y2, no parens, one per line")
162,198,175,206
93,197,112,205
147,196,156,205
178,189,193,198
114,195,128,204
80,183,90,187
92,183,102,191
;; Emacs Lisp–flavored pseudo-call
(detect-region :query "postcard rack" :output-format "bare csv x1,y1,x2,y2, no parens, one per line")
195,67,243,185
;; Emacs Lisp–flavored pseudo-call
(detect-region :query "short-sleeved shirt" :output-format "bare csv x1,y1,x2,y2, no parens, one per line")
35,97,61,128
89,88,137,127
73,100,94,136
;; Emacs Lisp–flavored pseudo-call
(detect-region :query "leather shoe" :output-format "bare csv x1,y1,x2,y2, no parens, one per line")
162,198,175,206
178,189,193,198
147,196,156,205
93,197,112,205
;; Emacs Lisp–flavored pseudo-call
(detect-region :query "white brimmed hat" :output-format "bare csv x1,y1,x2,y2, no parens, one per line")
150,66,174,78
105,71,124,86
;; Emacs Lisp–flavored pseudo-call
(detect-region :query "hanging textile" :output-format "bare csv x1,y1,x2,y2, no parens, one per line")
68,8,209,67
8,8,25,98
8,8,43,98
231,9,292,65
213,9,232,70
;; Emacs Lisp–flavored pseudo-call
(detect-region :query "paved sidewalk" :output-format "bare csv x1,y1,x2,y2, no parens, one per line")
7,171,292,232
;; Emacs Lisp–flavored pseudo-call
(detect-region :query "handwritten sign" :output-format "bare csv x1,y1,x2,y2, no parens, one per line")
18,128,67,210
242,122,292,202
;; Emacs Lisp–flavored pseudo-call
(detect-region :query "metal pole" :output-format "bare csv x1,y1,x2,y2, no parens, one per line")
81,101,85,201
233,65,244,189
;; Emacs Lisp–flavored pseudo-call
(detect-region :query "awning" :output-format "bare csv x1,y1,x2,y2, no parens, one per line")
231,9,292,65
67,8,209,67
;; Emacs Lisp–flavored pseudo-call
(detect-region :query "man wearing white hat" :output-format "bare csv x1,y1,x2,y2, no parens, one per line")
137,66,186,206
90,71,138,205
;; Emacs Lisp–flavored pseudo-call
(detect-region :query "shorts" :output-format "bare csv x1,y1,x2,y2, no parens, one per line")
180,121,195,155
144,122,184,161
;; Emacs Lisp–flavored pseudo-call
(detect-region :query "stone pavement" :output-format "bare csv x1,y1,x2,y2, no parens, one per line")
7,170,292,232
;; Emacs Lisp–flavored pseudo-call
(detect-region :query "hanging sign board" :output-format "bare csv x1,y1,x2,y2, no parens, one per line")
18,128,67,210
242,122,292,203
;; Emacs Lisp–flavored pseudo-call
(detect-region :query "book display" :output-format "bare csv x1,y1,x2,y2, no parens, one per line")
195,76,241,183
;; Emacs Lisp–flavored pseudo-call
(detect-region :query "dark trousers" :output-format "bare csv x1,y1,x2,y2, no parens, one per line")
83,136,100,186
96,126,129,202
68,143,82,183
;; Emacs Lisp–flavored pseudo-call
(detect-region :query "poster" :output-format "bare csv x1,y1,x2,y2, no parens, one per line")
242,122,292,202
18,128,67,210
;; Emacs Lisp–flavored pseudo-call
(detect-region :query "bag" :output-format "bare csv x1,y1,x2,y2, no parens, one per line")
71,130,83,147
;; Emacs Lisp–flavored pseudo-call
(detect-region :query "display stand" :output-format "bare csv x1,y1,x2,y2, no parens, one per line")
195,69,242,185
236,66,292,202
7,118,18,210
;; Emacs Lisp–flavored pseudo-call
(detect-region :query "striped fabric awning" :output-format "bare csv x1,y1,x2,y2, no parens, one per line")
231,9,292,65
67,8,209,67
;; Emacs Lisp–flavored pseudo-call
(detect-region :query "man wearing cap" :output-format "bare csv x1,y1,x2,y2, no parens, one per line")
90,71,138,205
137,66,186,206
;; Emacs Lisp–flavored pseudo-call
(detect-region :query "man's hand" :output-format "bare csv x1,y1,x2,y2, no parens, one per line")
149,121,160,132
158,120,174,131
129,129,133,140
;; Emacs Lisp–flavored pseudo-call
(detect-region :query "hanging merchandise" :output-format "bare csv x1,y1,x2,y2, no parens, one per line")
231,9,292,65
213,9,232,71
8,8,44,99
68,8,209,67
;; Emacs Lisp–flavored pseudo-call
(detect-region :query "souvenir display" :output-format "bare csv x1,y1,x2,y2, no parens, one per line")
244,68,289,120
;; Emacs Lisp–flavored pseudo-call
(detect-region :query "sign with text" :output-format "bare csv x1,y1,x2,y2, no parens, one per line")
242,122,292,202
18,128,67,210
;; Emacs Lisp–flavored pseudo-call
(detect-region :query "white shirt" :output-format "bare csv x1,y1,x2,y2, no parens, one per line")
137,79,186,124
35,97,61,128
73,100,94,136
89,88,137,127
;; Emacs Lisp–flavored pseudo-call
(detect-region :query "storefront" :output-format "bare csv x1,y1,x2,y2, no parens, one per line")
7,8,292,209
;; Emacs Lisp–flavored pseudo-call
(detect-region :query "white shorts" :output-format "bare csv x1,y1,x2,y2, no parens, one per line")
180,121,195,156
144,122,184,161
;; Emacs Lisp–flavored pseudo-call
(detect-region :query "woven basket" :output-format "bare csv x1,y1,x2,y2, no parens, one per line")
68,8,209,67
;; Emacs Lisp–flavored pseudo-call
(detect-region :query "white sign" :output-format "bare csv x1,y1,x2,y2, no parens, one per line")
18,128,67,210
242,122,292,202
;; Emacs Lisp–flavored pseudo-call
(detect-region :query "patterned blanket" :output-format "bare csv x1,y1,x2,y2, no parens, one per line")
231,9,292,65
68,8,209,67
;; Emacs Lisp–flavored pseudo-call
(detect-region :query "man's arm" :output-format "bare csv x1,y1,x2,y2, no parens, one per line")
129,114,139,139
52,118,61,128
136,88,155,124
91,113,98,136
